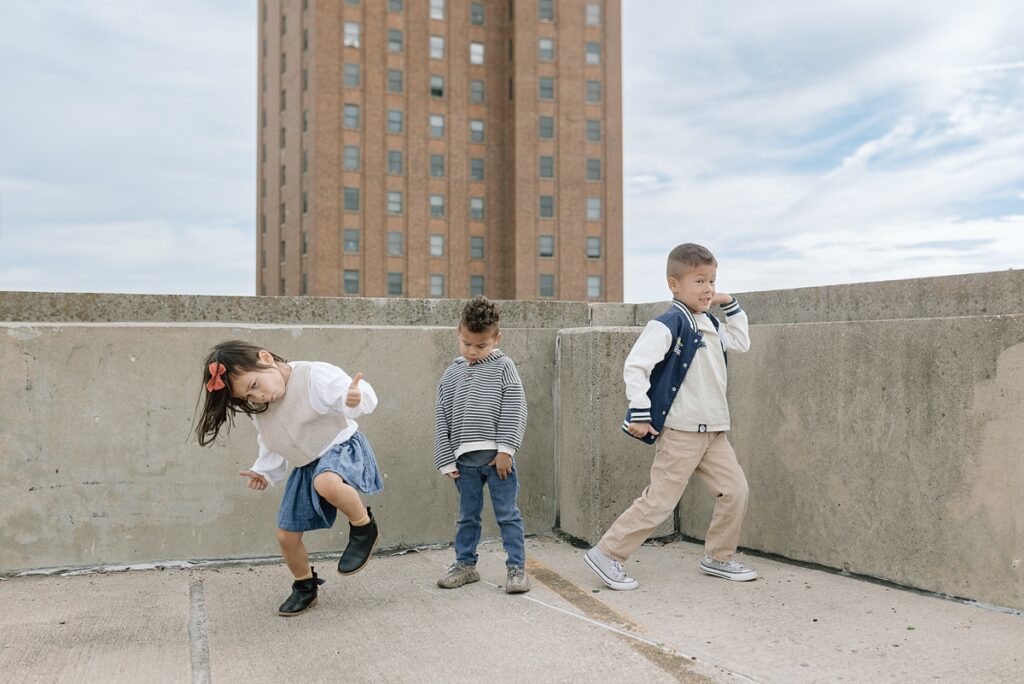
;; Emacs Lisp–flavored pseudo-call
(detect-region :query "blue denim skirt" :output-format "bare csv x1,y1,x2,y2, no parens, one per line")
276,432,383,532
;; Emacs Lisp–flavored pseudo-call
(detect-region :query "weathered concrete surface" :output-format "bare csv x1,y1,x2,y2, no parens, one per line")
682,314,1024,610
1,323,556,571
637,268,1024,325
589,302,637,327
0,291,592,328
1,538,1021,683
556,328,674,544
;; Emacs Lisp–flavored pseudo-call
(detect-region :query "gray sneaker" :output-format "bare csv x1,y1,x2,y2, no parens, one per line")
505,566,531,594
437,562,481,589
584,546,639,590
700,555,758,581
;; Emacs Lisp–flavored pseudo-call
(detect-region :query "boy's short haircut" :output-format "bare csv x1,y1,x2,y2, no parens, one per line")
667,243,717,278
461,295,500,334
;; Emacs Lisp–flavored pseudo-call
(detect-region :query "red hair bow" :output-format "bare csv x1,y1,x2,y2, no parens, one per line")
206,362,227,392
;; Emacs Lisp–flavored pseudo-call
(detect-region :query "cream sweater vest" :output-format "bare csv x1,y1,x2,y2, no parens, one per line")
256,364,350,467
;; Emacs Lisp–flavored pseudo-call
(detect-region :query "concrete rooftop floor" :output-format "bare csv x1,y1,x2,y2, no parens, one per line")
1,536,1022,683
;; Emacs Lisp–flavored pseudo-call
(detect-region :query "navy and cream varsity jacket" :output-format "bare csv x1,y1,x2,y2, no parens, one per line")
622,298,749,444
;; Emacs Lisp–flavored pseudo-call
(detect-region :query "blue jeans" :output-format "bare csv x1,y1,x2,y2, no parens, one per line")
453,463,526,568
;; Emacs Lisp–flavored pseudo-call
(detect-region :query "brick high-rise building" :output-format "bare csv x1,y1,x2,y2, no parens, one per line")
258,0,622,301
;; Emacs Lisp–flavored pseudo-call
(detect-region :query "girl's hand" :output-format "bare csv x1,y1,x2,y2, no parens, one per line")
491,452,513,480
239,470,268,490
711,293,732,307
346,372,364,408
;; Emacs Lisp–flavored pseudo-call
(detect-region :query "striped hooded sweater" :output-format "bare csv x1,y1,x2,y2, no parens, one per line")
434,349,527,473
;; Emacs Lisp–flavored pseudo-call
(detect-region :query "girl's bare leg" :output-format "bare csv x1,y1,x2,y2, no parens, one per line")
277,529,310,577
313,472,368,523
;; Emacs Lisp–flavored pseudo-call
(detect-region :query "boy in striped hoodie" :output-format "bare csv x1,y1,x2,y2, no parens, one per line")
434,296,531,594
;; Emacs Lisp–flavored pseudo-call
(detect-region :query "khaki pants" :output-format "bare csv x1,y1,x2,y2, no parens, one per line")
598,428,749,563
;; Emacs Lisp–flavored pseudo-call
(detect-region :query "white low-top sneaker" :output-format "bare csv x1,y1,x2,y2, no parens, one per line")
584,546,639,590
699,555,758,581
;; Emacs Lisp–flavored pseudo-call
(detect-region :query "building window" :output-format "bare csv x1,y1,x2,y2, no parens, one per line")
469,197,485,220
303,29,309,51
343,22,360,48
280,201,286,224
344,63,360,87
539,195,554,218
587,276,602,299
430,154,445,177
538,38,555,61
281,53,287,73
302,68,308,91
344,145,360,171
587,197,602,220
344,187,360,211
344,228,360,253
302,231,309,255
430,0,445,20
430,195,446,219
470,236,485,259
469,119,484,142
430,234,445,256
302,148,308,173
586,42,601,65
387,232,403,256
586,4,601,26
387,109,403,134
587,158,601,181
470,42,484,65
430,114,445,138
430,36,445,60
388,29,403,53
261,248,266,267
538,0,554,21
587,236,602,259
280,277,286,295
538,77,554,100
387,191,403,215
429,274,445,297
261,213,267,234
387,272,403,296
430,75,445,98
302,109,309,132
344,270,360,294
279,164,286,187
470,2,485,25
539,155,554,179
586,119,601,142
539,274,555,297
539,235,555,257
280,88,286,110
387,150,403,175
388,0,403,11
280,239,286,261
302,191,308,213
470,275,485,296
261,177,267,198
587,80,602,103
469,79,485,103
387,69,403,93
344,104,360,129
470,158,485,181
539,116,554,139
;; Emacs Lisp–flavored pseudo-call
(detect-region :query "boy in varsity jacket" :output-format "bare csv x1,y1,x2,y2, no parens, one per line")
434,296,530,594
585,243,758,590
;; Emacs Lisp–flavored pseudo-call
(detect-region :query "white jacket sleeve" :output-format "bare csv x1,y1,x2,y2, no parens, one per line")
718,299,750,353
308,361,379,418
250,429,289,486
623,320,673,410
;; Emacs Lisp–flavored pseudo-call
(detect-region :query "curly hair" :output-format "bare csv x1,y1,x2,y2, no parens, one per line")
194,340,286,446
667,243,717,278
460,295,500,333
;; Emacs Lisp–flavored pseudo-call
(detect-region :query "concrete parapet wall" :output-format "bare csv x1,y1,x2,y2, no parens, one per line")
1,323,556,570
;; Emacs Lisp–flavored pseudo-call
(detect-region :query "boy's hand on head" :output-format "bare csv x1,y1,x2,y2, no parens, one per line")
491,452,513,480
711,293,732,307
626,422,659,439
238,470,268,490
345,372,364,407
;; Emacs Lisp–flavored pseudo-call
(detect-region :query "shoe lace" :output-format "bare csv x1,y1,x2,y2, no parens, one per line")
509,567,524,580
608,559,627,580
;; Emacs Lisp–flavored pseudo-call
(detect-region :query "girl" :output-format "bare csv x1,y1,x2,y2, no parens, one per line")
195,340,383,617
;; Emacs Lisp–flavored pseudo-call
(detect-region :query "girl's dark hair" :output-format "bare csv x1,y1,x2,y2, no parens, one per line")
194,340,286,447
460,295,500,333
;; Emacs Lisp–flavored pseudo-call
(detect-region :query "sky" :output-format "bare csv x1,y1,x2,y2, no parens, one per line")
1,1,1023,303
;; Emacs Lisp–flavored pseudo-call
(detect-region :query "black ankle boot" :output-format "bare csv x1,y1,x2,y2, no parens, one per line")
278,567,326,617
338,507,380,575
